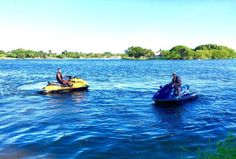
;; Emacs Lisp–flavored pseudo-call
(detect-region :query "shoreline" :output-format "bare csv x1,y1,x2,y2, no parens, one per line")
0,57,122,60
0,57,235,60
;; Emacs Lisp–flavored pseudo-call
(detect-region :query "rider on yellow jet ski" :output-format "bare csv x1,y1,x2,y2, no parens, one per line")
56,68,72,86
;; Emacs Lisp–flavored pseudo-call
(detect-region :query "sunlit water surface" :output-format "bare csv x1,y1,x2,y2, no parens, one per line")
0,59,235,159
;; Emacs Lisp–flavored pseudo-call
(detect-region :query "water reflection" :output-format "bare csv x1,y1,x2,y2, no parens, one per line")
71,91,88,103
152,104,184,133
45,91,88,105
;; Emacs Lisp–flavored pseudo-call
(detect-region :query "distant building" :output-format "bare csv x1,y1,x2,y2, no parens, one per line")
155,51,161,56
154,49,162,58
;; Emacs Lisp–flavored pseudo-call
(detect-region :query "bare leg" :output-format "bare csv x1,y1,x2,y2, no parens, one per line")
63,80,72,87
177,87,181,96
174,88,177,95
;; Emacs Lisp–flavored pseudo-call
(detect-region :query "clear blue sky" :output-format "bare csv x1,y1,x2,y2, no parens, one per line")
0,0,235,53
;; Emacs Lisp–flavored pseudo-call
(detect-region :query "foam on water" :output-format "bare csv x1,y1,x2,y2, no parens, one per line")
17,82,47,91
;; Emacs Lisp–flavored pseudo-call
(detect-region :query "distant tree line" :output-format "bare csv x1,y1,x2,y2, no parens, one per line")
1,44,235,60
124,44,236,59
161,44,236,60
0,49,122,59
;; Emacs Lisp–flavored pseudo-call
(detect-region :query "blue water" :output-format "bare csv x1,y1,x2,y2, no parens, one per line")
0,59,235,159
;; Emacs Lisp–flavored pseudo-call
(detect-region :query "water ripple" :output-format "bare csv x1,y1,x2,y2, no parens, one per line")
0,59,235,159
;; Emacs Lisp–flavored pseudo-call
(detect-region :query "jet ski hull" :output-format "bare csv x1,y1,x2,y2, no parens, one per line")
153,92,198,104
38,86,89,94
38,78,89,94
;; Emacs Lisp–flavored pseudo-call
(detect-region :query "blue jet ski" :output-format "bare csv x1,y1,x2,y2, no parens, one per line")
153,83,198,104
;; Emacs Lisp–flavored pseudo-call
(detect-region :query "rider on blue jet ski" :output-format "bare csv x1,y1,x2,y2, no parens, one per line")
171,73,182,96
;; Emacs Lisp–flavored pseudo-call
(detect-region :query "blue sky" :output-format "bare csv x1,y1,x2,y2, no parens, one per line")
0,0,235,53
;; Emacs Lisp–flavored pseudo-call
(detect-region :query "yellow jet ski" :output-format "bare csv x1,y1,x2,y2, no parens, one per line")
38,77,89,94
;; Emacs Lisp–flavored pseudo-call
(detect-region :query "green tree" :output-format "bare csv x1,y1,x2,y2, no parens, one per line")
196,44,236,59
169,45,194,59
0,50,6,58
125,46,154,58
103,52,112,58
161,44,236,60
161,50,181,59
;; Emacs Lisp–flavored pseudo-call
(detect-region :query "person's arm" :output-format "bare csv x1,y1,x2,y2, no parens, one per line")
177,78,182,86
170,78,174,85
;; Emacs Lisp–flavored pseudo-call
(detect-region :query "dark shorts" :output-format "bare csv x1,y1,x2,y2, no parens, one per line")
57,79,64,85
174,85,181,89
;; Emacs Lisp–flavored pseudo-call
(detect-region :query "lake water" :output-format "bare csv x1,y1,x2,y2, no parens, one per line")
0,59,235,159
